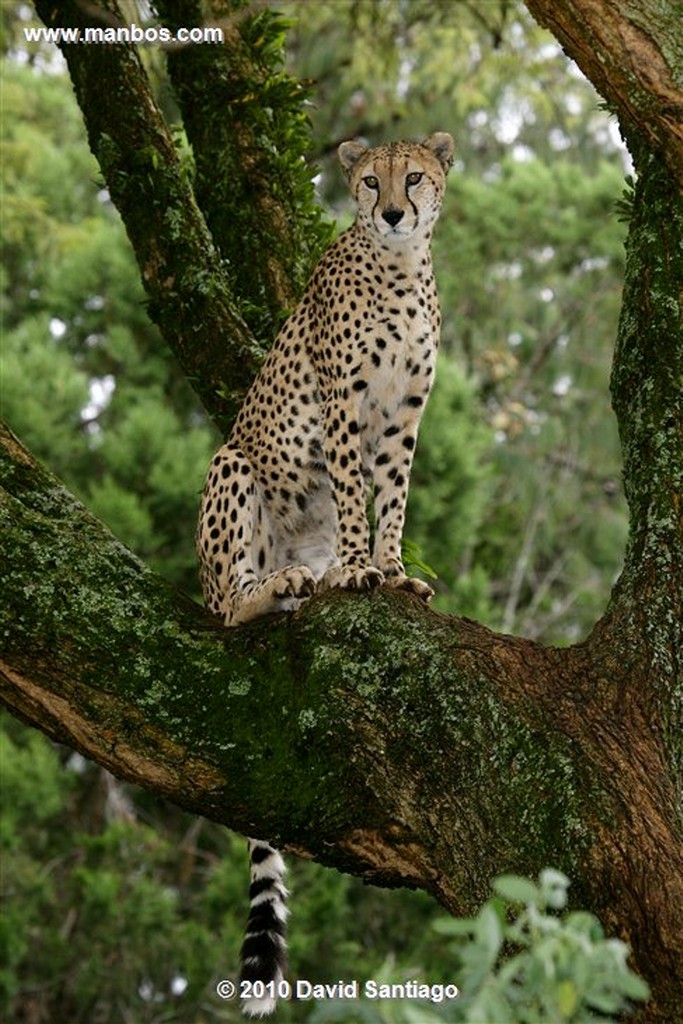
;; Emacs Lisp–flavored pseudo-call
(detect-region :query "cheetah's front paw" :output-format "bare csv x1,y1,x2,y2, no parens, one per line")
383,575,434,603
318,565,385,593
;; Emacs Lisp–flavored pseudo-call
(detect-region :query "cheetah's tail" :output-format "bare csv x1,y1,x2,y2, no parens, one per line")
239,840,288,1018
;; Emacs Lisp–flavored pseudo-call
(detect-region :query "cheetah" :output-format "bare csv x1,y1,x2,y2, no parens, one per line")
197,132,453,627
196,132,453,1017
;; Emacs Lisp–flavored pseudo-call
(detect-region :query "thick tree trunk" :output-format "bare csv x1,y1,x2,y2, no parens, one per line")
6,0,682,1019
1,417,681,1018
155,0,330,333
31,0,265,432
524,0,683,188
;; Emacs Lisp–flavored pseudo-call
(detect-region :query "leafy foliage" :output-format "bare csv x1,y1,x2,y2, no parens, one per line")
438,870,650,1022
1,59,218,596
309,870,650,1023
0,715,222,1022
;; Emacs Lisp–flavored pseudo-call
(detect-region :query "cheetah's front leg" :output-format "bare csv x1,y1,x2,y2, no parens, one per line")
317,395,385,594
372,411,434,603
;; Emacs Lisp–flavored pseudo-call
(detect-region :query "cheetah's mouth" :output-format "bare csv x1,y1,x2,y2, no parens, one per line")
378,221,415,240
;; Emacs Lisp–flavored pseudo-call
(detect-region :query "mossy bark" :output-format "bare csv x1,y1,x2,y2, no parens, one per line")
155,0,331,337
31,0,265,432
2,417,681,1018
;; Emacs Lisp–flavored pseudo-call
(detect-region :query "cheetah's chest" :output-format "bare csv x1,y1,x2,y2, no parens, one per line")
361,293,436,428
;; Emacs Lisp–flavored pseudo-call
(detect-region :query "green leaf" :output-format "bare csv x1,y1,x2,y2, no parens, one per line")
465,988,514,1024
476,904,503,962
433,916,476,937
585,989,621,1014
556,978,579,1017
619,972,651,1001
493,874,540,905
401,537,439,579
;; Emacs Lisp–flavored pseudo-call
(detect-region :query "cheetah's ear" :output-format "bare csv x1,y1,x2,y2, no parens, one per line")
338,140,368,177
422,132,455,172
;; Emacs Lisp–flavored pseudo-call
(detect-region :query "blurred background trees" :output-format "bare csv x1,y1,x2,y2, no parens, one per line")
1,1,631,1020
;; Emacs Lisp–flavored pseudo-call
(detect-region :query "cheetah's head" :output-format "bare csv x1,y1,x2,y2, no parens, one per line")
338,133,454,245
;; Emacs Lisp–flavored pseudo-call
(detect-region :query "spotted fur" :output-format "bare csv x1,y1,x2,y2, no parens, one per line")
196,133,454,1017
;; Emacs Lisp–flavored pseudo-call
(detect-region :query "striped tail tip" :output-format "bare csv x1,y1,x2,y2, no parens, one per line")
240,840,288,1018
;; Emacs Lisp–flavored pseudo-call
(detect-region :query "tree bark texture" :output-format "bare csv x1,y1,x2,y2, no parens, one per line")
1,418,681,1018
31,0,266,432
524,0,683,188
5,0,683,1019
155,0,331,335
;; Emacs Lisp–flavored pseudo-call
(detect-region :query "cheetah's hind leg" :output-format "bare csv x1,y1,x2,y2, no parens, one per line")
228,565,316,626
198,445,316,627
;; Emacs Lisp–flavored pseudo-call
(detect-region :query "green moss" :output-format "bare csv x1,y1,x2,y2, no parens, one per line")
157,1,333,342
0,426,671,980
608,148,682,774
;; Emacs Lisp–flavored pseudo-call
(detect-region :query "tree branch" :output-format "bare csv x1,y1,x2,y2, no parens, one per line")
32,0,263,432
156,0,331,336
523,0,683,188
2,420,682,1014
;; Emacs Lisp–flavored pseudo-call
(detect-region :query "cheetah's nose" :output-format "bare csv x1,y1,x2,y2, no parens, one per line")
382,207,404,227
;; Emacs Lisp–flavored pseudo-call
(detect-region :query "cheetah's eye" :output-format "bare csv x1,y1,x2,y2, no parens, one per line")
406,172,423,186
363,175,379,190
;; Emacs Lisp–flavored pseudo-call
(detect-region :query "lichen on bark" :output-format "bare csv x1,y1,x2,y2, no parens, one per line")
156,0,332,339
609,145,683,774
